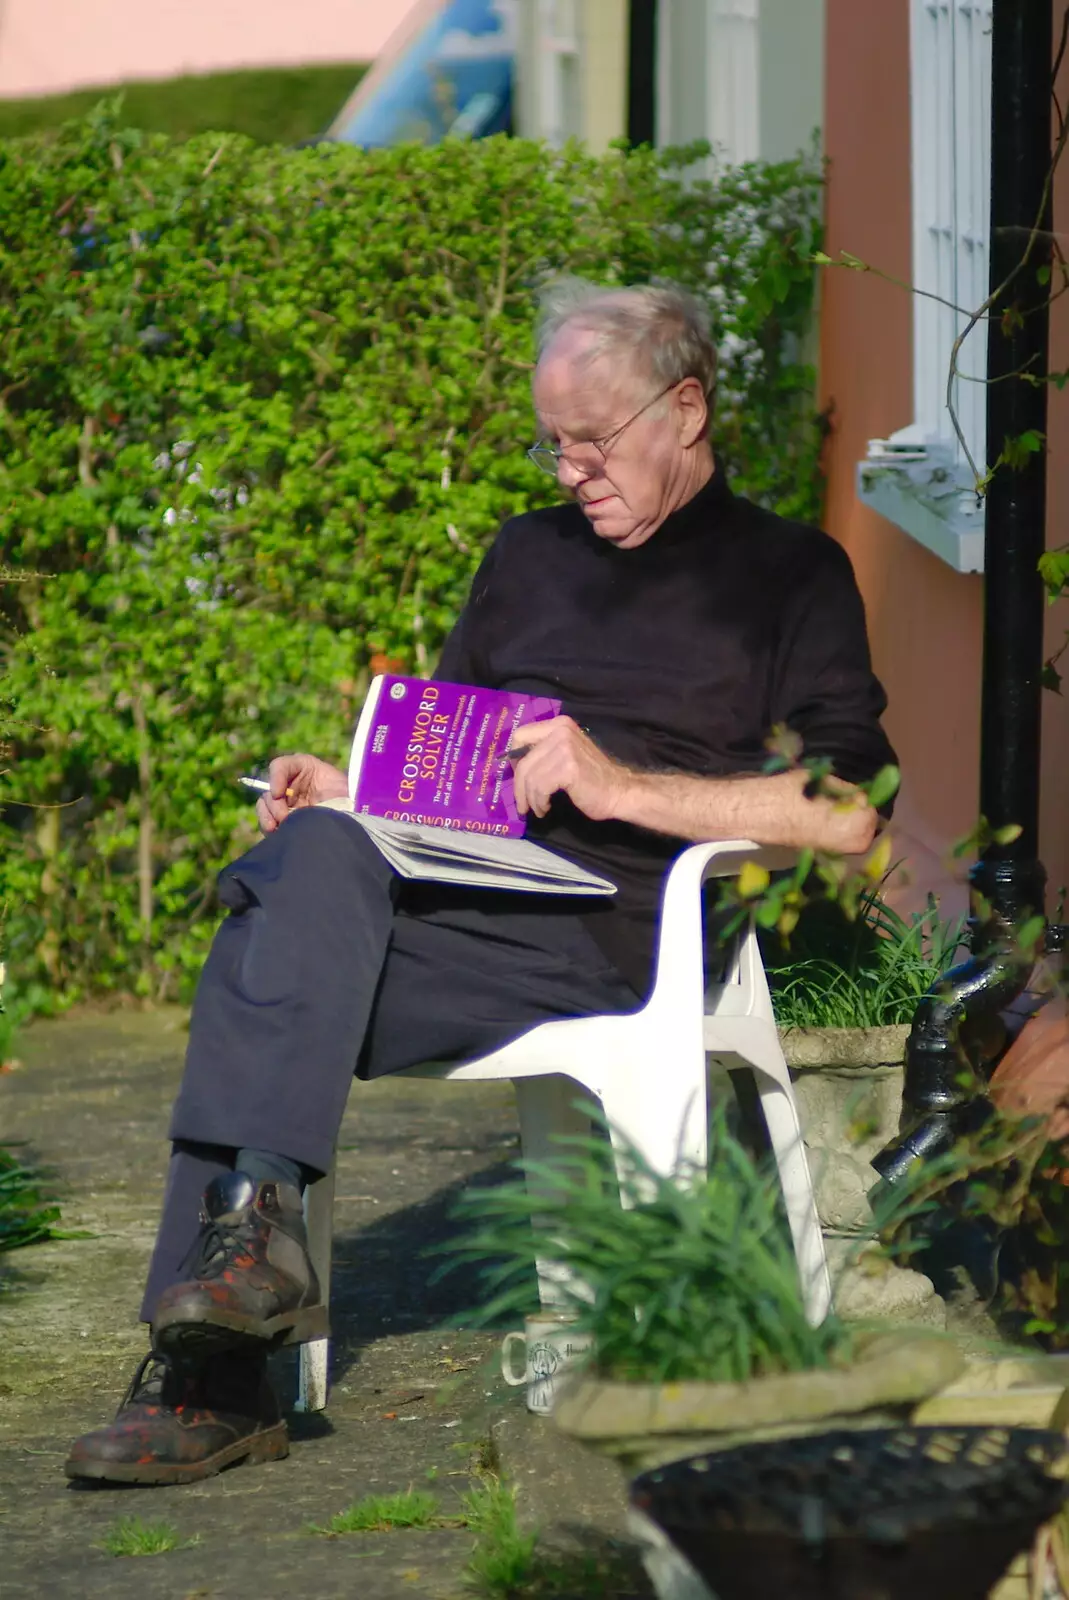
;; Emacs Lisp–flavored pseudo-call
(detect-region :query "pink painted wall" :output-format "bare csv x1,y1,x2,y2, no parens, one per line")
0,0,422,98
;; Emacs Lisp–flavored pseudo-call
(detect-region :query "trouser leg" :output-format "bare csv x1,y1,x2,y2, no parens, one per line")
150,1141,235,1272
355,887,640,1077
141,814,640,1323
173,807,400,1170
141,809,400,1318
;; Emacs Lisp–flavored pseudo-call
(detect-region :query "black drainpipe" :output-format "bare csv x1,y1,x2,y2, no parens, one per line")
627,0,658,148
872,0,1051,1188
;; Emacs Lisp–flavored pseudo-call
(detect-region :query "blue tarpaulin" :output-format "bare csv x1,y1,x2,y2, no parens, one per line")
329,0,515,146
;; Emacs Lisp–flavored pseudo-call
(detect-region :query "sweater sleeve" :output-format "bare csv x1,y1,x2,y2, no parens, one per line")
770,537,898,802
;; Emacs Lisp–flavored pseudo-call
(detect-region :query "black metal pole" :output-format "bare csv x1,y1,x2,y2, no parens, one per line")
871,0,1052,1189
972,0,1051,928
627,0,658,147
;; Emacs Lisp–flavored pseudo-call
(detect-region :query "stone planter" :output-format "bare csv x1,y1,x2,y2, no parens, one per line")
775,1024,949,1327
552,1331,964,1477
778,1024,910,1231
554,1333,966,1600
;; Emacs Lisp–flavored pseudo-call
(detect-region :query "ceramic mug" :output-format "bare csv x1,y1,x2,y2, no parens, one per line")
500,1314,593,1415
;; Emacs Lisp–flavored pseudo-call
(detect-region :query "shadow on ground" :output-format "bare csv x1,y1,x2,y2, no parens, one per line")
0,1009,648,1599
328,1156,518,1377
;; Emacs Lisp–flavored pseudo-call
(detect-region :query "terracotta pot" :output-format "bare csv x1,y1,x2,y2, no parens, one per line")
990,997,1069,1141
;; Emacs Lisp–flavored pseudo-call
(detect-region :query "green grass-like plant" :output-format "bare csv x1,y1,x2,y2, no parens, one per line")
306,1472,640,1595
101,1516,196,1557
462,1475,646,1598
443,1111,847,1385
766,891,967,1030
462,1478,538,1596
0,1146,62,1253
307,1489,451,1536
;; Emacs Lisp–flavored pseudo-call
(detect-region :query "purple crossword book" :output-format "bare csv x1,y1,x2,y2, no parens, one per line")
348,675,561,837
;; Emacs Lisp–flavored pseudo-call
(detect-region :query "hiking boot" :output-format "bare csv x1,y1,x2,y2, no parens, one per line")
152,1171,327,1356
64,1346,288,1486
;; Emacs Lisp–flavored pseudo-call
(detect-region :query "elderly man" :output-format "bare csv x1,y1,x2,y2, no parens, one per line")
67,280,894,1484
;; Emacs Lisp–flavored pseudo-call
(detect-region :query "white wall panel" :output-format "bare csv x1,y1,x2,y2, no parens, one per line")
910,1,992,467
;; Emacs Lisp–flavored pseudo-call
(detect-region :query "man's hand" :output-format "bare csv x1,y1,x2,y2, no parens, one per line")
509,717,632,822
255,753,349,834
509,719,878,855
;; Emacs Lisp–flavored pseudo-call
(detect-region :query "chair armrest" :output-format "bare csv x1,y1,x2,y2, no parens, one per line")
646,841,797,1012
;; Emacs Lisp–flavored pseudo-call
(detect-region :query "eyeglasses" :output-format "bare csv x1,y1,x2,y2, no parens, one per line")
527,382,678,478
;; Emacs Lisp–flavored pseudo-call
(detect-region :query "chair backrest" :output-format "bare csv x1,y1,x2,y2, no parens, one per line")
643,842,788,1033
703,919,775,1025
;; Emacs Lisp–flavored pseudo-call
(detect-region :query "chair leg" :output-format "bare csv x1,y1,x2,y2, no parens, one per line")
297,1335,330,1417
752,1071,833,1327
598,1049,709,1199
514,1076,596,1310
296,1162,336,1413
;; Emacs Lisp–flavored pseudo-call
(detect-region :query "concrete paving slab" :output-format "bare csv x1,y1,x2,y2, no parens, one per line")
0,1009,649,1599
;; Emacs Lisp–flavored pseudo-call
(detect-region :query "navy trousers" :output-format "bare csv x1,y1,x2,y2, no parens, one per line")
140,808,640,1320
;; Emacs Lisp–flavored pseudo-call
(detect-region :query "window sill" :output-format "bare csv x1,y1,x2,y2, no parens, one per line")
856,436,984,574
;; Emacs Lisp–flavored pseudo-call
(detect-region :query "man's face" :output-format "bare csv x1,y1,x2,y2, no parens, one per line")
531,333,698,550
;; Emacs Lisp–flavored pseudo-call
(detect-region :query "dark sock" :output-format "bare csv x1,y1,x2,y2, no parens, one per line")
236,1147,306,1194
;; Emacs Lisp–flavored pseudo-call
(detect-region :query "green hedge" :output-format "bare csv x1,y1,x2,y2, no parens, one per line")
0,66,367,145
0,112,824,1012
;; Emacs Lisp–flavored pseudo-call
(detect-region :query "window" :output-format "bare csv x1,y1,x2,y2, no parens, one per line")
538,0,582,147
706,0,760,165
911,0,992,467
857,1,992,572
657,0,760,166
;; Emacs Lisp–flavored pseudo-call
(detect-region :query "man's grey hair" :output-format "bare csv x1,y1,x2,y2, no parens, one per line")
535,277,717,418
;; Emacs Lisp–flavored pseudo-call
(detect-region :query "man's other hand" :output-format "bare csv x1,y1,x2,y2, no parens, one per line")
256,754,349,834
509,717,630,823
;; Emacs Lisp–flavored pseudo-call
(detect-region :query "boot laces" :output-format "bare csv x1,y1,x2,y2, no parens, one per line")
121,1350,184,1409
179,1214,259,1281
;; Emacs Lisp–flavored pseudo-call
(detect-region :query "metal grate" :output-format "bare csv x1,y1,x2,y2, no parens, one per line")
633,1425,1068,1543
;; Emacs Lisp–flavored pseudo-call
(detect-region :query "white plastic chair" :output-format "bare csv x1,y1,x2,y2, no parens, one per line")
297,839,832,1412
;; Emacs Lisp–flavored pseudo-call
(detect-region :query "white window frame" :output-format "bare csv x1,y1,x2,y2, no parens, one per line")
706,0,760,166
656,0,759,166
537,0,582,148
857,0,992,573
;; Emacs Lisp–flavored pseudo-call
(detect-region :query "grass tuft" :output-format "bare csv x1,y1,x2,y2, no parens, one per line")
307,1489,449,1537
0,1145,63,1253
766,891,967,1030
462,1477,642,1598
101,1517,196,1557
306,1469,635,1596
442,1107,847,1387
462,1478,538,1595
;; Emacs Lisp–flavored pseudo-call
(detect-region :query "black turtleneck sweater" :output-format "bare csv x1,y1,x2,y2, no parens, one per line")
435,466,897,996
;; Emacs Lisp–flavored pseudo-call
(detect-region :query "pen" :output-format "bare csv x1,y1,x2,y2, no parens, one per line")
507,726,592,763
